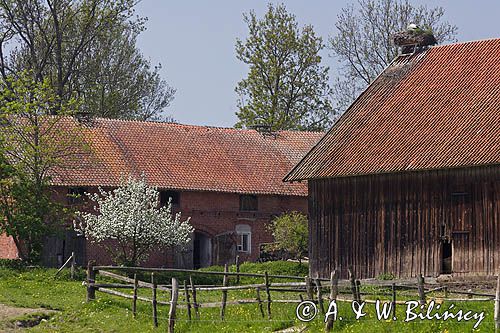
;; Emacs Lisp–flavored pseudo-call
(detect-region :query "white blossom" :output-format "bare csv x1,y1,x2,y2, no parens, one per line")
74,176,193,265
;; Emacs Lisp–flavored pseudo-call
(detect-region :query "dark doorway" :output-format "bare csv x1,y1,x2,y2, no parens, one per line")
193,232,211,269
42,230,86,267
441,241,452,274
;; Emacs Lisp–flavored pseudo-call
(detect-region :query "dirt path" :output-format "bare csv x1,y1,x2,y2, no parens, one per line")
0,304,55,331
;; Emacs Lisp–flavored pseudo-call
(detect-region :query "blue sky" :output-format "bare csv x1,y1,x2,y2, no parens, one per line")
135,1,499,127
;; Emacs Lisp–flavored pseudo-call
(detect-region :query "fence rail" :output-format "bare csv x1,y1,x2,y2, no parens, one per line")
93,265,310,281
84,262,500,332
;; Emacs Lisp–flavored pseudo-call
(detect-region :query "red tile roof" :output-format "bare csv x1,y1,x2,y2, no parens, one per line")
51,118,322,196
285,38,500,181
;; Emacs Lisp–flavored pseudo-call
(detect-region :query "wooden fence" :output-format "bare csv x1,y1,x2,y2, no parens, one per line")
84,262,500,332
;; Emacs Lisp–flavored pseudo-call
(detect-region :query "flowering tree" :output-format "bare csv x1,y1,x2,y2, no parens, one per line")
75,177,193,266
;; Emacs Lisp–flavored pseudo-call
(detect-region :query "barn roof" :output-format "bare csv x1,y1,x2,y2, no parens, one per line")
51,118,322,196
284,38,500,182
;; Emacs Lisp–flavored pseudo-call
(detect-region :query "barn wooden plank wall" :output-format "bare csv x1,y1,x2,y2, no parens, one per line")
308,165,500,279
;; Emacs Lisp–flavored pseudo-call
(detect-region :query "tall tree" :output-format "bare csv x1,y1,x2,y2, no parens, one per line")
77,19,176,120
329,0,457,114
235,3,333,132
0,0,175,120
0,72,85,262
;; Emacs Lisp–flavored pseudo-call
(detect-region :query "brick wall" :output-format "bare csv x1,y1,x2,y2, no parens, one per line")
1,186,308,267
179,191,307,263
0,233,18,259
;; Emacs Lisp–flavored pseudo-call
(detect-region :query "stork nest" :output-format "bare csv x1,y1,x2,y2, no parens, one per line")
391,30,437,47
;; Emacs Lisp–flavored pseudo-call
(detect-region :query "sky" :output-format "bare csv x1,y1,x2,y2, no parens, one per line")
135,1,500,127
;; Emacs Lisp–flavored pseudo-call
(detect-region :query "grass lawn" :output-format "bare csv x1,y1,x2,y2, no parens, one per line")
0,262,494,332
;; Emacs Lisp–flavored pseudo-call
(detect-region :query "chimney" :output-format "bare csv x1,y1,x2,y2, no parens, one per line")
249,124,277,138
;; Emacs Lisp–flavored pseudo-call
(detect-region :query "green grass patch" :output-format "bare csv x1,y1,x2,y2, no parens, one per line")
0,263,495,332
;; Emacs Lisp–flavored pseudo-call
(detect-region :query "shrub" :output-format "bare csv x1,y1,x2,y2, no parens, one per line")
267,212,308,263
0,258,27,270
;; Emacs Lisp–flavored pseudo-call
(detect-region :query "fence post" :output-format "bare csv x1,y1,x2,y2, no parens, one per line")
189,276,199,320
256,287,265,318
152,273,158,327
70,252,75,280
132,273,138,318
220,264,229,320
86,260,96,302
326,269,338,332
391,283,397,320
495,269,500,332
314,278,325,314
235,255,240,284
169,277,179,333
305,276,313,300
355,280,362,302
329,269,338,301
183,280,192,321
417,274,426,306
348,269,357,302
264,271,272,319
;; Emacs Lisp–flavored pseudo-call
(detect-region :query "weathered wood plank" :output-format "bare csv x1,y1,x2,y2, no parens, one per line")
308,166,499,279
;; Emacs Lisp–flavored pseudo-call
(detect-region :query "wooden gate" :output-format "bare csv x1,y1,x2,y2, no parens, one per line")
212,232,236,266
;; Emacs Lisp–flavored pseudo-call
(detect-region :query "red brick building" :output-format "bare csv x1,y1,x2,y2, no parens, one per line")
1,119,322,268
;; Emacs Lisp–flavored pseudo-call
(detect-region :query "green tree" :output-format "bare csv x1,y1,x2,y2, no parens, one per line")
329,0,457,114
0,0,175,120
235,3,333,132
267,211,308,263
73,15,176,120
0,73,85,262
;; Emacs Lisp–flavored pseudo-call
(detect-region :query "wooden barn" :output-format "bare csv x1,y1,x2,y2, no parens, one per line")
284,38,500,279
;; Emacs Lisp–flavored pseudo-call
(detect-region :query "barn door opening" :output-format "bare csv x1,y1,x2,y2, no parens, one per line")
441,240,452,274
193,232,212,269
42,230,86,267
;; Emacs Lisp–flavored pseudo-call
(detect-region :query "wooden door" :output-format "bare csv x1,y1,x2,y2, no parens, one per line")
212,232,236,266
450,189,472,274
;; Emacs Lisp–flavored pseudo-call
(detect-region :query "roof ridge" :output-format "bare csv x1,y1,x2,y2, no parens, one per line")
95,117,325,134
431,37,500,49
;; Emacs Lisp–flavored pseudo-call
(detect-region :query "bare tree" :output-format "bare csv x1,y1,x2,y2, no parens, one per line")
329,0,457,114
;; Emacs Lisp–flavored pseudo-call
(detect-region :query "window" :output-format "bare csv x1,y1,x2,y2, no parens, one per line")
239,195,258,211
238,234,250,252
236,224,251,253
160,190,180,207
67,187,86,205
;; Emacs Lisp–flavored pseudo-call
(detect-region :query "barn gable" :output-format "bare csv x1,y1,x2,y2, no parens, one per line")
285,38,500,182
285,38,500,279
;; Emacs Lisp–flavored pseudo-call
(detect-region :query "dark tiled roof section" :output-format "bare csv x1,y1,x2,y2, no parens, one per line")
285,38,500,181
